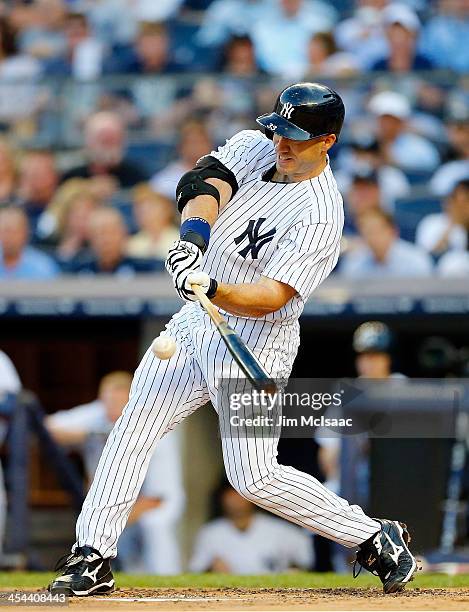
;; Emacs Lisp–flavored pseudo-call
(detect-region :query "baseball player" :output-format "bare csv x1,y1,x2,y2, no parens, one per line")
49,82,416,596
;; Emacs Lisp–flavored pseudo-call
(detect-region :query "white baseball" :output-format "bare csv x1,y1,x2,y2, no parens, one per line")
151,335,177,360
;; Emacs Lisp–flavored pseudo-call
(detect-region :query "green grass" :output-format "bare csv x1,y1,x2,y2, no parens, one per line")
1,573,469,590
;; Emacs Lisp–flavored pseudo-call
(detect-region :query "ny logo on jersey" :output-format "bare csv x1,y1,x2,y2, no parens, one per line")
280,102,294,120
234,218,276,259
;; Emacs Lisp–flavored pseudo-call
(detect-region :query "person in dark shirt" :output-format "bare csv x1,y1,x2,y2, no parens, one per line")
104,21,178,75
66,207,161,275
42,12,103,79
61,111,148,188
371,3,434,72
15,150,59,242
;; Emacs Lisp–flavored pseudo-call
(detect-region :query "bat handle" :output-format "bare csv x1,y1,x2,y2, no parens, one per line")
191,284,224,326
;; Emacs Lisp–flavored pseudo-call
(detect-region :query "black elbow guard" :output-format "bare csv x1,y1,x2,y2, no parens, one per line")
176,155,239,213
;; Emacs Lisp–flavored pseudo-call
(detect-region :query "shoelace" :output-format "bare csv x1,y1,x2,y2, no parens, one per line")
54,552,84,572
352,550,380,579
352,558,362,579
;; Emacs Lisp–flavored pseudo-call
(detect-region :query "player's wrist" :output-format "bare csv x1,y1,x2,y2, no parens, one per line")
180,217,211,254
206,278,218,299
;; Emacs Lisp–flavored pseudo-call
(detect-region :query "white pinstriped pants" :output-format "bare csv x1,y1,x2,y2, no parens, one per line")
76,303,380,557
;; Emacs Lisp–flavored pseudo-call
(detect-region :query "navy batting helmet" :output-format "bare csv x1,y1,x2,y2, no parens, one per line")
256,82,345,142
353,322,392,354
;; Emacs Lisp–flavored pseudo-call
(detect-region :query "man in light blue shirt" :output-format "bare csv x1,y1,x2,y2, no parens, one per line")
421,2,469,73
340,208,433,278
250,0,338,76
0,207,60,280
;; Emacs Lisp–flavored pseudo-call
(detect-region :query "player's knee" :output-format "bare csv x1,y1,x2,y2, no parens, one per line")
226,475,267,502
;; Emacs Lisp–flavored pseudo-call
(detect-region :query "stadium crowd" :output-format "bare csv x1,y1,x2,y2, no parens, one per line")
0,0,467,280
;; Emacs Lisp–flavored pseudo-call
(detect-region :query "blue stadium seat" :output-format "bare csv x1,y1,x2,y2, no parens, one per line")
394,196,442,242
126,141,175,177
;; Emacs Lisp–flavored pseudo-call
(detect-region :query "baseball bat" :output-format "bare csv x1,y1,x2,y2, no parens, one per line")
191,284,277,393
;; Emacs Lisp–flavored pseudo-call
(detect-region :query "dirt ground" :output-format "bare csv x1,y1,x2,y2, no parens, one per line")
3,587,469,611
68,587,469,611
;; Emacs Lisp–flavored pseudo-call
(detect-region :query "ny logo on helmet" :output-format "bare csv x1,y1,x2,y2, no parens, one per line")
280,102,294,120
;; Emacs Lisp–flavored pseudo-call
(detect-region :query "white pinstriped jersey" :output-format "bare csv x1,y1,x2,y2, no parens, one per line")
202,129,344,324
75,136,382,560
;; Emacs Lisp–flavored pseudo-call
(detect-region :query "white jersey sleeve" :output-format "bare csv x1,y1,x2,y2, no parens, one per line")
209,129,273,186
262,218,342,301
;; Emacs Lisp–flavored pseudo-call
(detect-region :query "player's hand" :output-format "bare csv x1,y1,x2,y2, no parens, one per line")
165,240,203,300
187,271,218,300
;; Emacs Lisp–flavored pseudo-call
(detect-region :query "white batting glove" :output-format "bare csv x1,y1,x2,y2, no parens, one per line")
165,240,203,301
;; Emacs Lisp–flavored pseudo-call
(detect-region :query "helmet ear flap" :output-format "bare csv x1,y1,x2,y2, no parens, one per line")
264,128,274,140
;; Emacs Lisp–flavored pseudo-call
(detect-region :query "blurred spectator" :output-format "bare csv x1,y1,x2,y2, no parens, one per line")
46,371,184,574
416,179,469,257
371,3,435,72
219,35,260,76
368,91,440,172
96,89,142,131
250,0,338,77
189,483,312,573
14,150,58,241
340,209,433,278
62,112,148,188
335,137,410,210
0,140,16,205
0,349,21,566
150,120,213,200
0,350,21,395
88,0,184,46
197,0,269,48
0,207,60,279
127,185,178,260
0,16,41,126
66,207,157,275
105,22,176,75
304,31,360,77
343,168,383,234
18,0,67,62
39,179,100,262
316,321,398,500
421,0,469,73
430,106,469,197
43,12,103,80
334,0,388,69
437,250,469,277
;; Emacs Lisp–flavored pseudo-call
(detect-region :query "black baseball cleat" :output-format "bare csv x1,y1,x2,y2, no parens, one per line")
353,520,417,594
48,546,114,596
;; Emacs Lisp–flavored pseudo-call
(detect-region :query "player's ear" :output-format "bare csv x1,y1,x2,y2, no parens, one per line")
323,134,336,152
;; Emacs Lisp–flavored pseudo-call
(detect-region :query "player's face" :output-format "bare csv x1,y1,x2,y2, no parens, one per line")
355,352,391,378
221,488,254,519
273,133,336,180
